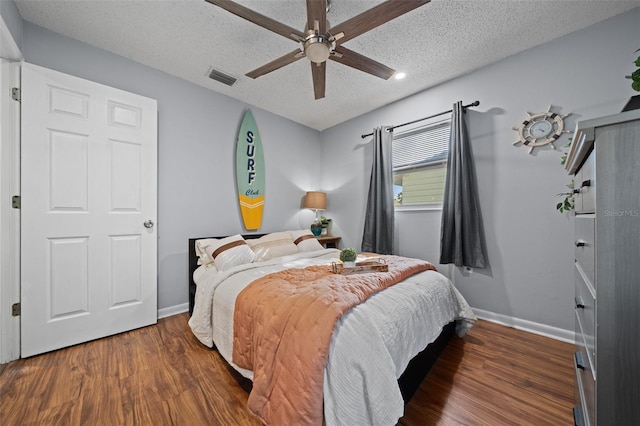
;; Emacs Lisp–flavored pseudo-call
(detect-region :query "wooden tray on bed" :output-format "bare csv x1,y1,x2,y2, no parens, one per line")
331,258,388,275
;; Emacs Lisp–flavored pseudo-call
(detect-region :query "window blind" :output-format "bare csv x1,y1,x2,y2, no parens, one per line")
392,121,450,171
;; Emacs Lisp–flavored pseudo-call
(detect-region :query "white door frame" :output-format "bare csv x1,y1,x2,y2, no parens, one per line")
0,57,21,363
1,12,22,363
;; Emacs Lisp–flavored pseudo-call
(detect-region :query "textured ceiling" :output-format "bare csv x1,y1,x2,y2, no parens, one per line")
15,0,640,131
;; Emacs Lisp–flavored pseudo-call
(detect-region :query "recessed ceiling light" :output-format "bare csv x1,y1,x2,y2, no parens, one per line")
394,72,406,80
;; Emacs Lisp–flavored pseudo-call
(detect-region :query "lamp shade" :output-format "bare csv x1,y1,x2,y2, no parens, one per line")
304,191,327,210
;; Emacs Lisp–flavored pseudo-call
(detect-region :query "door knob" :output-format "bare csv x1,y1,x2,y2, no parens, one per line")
144,220,154,229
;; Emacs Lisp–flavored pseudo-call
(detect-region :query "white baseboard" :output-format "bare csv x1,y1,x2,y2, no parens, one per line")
157,303,189,319
472,307,574,344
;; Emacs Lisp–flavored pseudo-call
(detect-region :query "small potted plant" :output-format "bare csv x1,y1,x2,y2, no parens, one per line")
623,48,640,111
320,216,332,236
339,248,357,267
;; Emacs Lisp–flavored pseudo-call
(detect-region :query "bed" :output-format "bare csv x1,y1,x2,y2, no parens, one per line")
187,231,476,425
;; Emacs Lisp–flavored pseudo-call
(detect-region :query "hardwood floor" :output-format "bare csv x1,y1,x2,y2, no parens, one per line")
400,320,575,425
0,314,574,425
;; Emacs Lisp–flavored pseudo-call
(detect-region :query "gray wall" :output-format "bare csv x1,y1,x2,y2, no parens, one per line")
0,0,22,51
22,22,322,311
321,7,640,332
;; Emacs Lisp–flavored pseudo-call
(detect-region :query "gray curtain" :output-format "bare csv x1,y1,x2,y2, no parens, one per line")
361,126,394,254
440,102,486,268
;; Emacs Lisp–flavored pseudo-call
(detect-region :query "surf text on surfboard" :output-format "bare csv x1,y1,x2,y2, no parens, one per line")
246,130,258,186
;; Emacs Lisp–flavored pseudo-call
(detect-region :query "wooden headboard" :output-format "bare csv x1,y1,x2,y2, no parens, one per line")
188,234,265,316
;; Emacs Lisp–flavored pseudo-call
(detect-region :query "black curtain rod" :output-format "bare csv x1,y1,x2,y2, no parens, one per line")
360,100,480,139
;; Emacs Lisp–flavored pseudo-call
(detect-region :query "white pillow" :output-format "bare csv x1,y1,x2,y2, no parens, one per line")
204,235,256,271
195,238,219,267
247,232,298,261
289,229,324,252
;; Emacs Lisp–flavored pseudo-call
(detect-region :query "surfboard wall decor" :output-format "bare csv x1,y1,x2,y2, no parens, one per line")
236,109,265,230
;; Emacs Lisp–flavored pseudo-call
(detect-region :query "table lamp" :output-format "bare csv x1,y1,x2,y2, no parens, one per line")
303,191,326,236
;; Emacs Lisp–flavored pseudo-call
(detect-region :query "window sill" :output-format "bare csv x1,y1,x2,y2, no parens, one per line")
395,205,443,212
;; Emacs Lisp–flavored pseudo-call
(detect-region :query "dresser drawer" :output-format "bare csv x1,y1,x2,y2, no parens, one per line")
574,343,595,426
575,216,595,288
575,265,596,375
575,151,595,214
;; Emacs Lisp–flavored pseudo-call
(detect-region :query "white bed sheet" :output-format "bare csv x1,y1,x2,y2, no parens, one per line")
188,249,476,426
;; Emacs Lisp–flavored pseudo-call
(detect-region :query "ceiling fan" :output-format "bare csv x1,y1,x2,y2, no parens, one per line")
205,0,430,99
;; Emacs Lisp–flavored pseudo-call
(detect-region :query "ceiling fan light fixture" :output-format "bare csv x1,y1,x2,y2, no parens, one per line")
304,34,332,63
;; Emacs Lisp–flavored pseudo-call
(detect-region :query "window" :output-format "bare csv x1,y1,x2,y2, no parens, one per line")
392,120,450,207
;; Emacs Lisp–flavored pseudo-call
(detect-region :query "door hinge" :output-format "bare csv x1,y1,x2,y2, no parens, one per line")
11,87,20,102
11,195,20,209
11,303,20,317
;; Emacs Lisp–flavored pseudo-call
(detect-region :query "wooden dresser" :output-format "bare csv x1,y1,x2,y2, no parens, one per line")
565,109,640,426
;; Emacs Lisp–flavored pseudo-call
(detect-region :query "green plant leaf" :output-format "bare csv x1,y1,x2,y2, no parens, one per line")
339,248,357,262
632,69,640,81
556,202,563,210
633,80,640,92
635,56,640,67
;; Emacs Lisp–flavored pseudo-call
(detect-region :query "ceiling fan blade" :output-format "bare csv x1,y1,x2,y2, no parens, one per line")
205,0,304,41
307,0,327,34
311,61,326,100
246,49,304,79
329,0,429,44
330,46,395,80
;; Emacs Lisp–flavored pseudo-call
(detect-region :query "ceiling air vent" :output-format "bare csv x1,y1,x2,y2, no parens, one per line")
207,67,237,87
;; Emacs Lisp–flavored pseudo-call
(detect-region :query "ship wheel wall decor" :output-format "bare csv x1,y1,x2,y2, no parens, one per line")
512,105,572,154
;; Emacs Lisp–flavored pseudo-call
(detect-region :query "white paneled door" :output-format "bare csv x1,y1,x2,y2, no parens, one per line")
21,63,158,357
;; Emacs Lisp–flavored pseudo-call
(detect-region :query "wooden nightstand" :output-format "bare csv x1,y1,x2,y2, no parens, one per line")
316,235,341,249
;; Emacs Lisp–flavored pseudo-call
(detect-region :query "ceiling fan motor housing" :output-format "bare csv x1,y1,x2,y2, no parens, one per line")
303,32,333,63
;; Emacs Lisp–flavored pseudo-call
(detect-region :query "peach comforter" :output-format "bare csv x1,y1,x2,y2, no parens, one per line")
232,255,436,426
